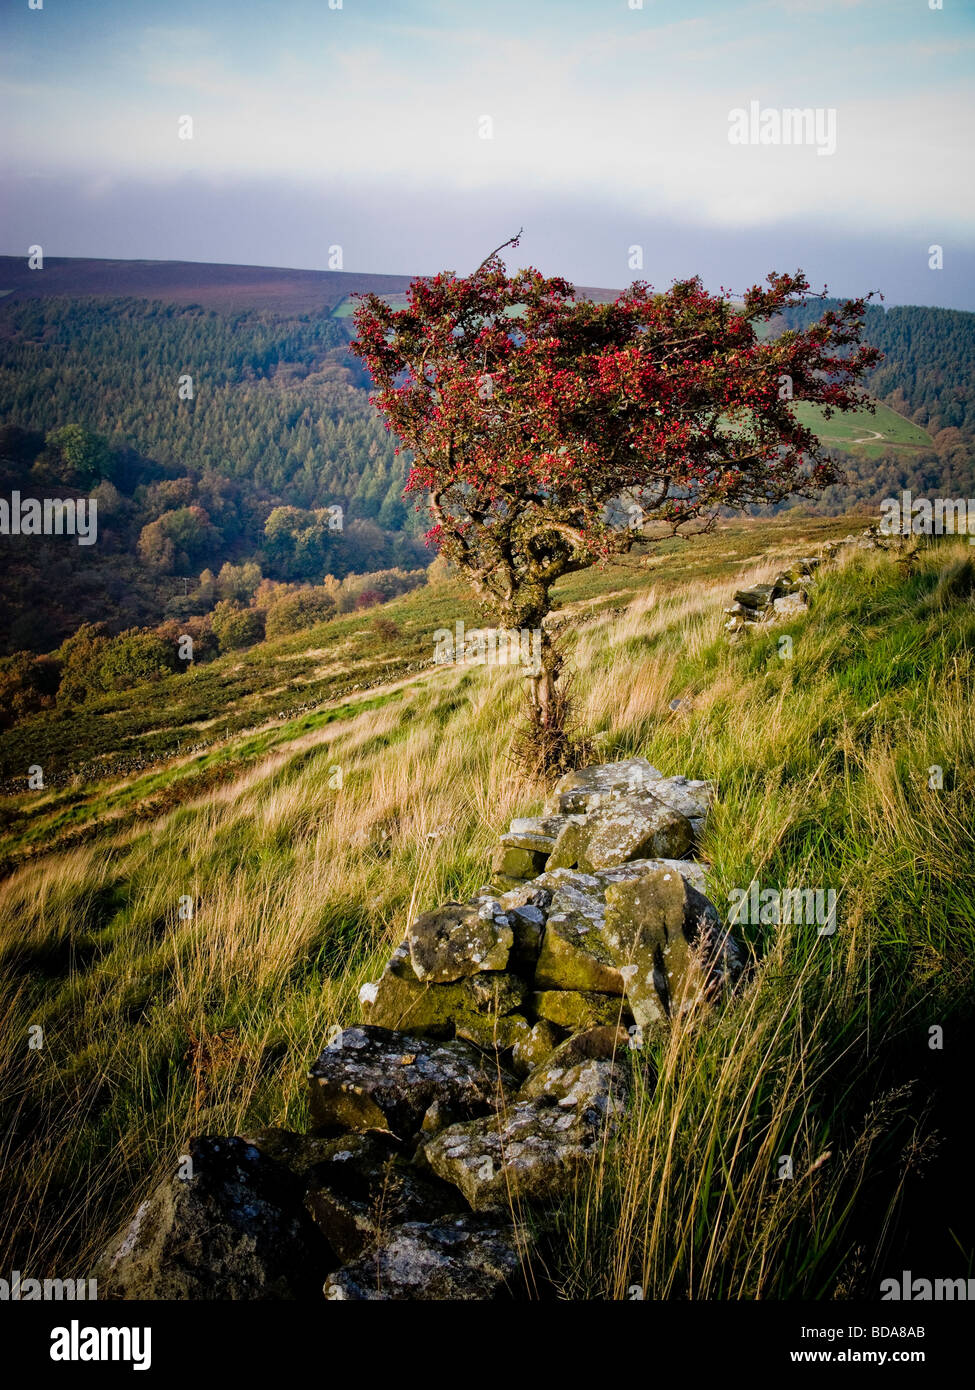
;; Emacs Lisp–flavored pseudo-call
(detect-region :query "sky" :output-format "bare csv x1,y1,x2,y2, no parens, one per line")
2,0,974,308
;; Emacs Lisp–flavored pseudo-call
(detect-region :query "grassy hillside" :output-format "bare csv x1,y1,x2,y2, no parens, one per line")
792,400,934,456
0,257,621,321
0,516,859,825
2,516,974,1295
0,257,418,318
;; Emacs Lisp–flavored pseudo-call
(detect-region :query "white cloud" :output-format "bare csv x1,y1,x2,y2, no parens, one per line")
1,9,971,241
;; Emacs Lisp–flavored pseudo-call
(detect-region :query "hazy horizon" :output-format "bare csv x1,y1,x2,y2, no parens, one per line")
3,0,974,308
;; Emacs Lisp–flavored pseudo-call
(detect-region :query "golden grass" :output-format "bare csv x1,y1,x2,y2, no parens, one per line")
1,534,973,1293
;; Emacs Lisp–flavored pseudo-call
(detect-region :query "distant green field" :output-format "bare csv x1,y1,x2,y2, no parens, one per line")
720,399,932,457
791,400,932,452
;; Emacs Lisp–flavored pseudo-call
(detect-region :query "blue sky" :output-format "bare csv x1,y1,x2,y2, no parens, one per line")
2,0,974,306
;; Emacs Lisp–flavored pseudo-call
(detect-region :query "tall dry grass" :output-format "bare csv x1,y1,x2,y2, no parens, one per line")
1,537,973,1296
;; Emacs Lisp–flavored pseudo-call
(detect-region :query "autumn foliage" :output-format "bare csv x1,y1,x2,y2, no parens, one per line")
351,237,881,751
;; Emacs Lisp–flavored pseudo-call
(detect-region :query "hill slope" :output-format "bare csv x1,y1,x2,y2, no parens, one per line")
1,261,973,660
2,517,973,1295
0,256,620,318
0,257,419,317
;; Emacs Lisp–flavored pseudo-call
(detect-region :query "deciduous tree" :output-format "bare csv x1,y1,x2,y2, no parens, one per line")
351,237,881,762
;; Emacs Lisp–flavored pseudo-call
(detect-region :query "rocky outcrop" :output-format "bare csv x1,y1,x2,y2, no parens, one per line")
94,756,744,1301
546,795,692,870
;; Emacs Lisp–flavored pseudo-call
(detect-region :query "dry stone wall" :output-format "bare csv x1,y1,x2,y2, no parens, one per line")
725,524,902,636
93,756,744,1301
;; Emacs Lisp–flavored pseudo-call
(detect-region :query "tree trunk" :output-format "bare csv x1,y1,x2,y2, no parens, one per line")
530,629,561,729
513,622,577,778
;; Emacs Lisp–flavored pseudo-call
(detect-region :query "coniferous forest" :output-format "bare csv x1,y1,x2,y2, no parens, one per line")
0,293,430,659
1,280,974,730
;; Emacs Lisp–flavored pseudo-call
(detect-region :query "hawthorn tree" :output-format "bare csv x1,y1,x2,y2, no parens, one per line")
350,236,880,760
